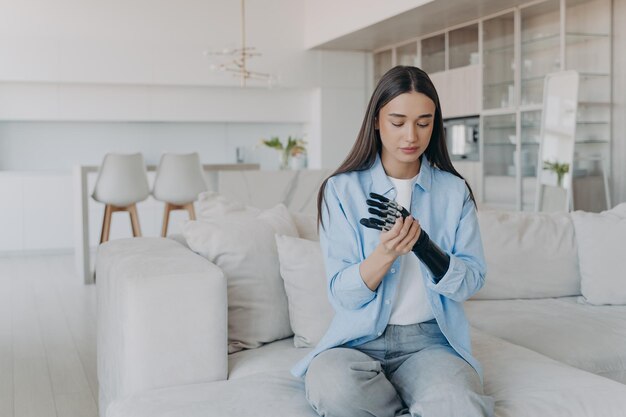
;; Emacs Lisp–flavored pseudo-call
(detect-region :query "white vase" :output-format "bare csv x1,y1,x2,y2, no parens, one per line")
278,152,290,170
289,154,307,170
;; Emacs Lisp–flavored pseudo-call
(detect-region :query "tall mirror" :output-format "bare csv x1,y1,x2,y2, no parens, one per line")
535,71,580,212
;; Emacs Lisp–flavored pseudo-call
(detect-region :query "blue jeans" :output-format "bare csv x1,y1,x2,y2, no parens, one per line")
305,320,494,417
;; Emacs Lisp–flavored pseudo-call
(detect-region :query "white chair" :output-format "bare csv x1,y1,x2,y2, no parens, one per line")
92,153,150,243
152,152,208,237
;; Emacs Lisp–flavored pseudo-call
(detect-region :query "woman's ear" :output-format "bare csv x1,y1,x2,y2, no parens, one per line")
374,117,379,130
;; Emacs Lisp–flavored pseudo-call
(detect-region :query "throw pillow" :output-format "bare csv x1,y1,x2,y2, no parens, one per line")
473,209,581,299
571,203,626,305
196,191,260,220
291,212,319,241
184,203,297,352
275,234,334,347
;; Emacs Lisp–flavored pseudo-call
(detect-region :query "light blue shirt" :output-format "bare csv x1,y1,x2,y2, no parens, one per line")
291,154,487,380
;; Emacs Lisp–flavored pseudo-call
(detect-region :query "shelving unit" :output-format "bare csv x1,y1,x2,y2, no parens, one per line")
371,0,612,212
481,0,611,211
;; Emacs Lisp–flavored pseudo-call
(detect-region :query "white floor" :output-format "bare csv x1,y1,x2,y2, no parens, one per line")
0,254,98,417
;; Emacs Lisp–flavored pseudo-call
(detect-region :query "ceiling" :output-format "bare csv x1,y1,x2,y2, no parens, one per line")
310,0,537,51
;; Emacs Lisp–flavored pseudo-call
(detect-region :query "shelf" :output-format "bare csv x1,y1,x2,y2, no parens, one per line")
484,122,540,130
484,174,516,179
578,101,611,106
522,75,546,82
566,32,610,45
483,141,540,146
484,43,515,54
579,72,610,78
519,104,543,112
484,80,514,88
577,121,610,125
575,139,609,144
521,33,560,53
481,108,517,117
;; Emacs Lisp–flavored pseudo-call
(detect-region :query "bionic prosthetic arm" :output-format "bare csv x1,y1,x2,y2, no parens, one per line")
360,192,450,283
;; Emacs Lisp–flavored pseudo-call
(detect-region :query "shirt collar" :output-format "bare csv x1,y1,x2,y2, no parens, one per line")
370,153,433,196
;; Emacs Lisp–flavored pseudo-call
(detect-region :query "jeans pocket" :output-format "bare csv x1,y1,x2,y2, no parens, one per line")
350,361,383,374
417,320,444,338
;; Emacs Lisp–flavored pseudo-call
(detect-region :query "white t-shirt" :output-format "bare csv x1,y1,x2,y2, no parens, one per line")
387,174,435,325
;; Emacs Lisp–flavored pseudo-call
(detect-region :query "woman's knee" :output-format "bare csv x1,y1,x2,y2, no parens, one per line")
306,349,373,403
413,382,494,417
305,349,399,417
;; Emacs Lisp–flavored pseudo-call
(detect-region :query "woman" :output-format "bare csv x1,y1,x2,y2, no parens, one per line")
291,66,494,417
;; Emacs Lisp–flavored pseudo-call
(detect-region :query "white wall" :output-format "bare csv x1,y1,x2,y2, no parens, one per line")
0,0,370,168
0,0,371,252
303,0,434,49
0,0,316,87
0,121,304,170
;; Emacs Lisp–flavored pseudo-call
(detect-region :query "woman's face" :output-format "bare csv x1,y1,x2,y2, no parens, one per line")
376,91,436,177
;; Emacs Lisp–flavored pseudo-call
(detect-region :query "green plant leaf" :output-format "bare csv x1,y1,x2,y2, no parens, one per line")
261,136,284,150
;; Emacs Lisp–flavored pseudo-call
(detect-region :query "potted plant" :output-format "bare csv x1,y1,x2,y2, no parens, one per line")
543,160,570,187
261,136,307,170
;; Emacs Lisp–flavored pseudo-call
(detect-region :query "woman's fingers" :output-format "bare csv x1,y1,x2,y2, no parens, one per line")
384,215,414,249
397,220,421,253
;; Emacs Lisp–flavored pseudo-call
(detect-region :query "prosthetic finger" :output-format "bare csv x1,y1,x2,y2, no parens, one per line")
368,193,410,217
368,192,390,203
359,218,384,231
360,216,393,231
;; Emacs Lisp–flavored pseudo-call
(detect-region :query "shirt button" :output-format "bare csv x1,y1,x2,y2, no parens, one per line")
390,268,396,274
385,299,390,305
377,332,383,336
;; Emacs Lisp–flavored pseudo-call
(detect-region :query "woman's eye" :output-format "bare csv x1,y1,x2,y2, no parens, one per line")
418,123,430,128
392,123,404,127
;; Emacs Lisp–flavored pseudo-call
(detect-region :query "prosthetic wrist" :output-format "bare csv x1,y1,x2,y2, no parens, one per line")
359,192,450,283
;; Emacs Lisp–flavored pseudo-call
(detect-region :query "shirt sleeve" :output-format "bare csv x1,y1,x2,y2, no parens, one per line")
319,179,376,311
425,185,486,302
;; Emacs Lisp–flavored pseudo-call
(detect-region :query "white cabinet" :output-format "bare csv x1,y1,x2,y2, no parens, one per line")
431,65,482,119
0,173,73,253
0,175,24,251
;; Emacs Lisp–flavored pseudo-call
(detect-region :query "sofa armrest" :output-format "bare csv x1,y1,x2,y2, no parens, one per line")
96,237,227,417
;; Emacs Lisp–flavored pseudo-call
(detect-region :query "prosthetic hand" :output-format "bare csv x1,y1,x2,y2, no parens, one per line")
359,192,450,283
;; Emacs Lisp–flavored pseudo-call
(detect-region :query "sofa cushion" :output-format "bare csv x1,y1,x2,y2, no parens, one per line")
275,235,333,347
107,331,626,417
184,203,298,353
472,329,626,417
228,337,312,380
466,297,626,384
107,371,318,417
571,203,626,305
473,210,581,299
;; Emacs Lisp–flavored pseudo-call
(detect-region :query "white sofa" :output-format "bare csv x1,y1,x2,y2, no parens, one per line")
96,176,626,417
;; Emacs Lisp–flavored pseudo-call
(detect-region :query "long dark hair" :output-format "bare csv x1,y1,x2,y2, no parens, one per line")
317,65,476,229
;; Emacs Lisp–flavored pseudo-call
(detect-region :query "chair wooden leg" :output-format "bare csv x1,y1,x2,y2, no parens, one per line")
100,204,113,244
161,203,172,237
128,203,142,237
185,202,196,220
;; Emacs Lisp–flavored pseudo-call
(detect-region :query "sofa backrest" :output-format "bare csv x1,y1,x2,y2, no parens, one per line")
209,169,585,301
473,210,581,300
217,169,331,216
